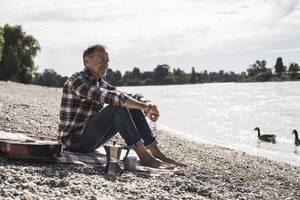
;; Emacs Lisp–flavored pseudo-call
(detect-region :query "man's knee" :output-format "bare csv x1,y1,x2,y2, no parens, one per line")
129,108,144,116
108,105,144,117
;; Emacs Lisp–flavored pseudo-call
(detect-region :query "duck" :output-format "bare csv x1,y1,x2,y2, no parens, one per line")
253,127,276,143
292,130,300,147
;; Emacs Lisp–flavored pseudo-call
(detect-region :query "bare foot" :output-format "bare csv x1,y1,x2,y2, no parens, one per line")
134,144,175,169
158,157,186,167
148,145,187,167
139,159,175,169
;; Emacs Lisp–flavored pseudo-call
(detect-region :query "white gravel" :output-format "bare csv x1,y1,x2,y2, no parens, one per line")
0,81,299,200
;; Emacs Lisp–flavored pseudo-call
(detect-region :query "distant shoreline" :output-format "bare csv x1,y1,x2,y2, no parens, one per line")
4,77,300,89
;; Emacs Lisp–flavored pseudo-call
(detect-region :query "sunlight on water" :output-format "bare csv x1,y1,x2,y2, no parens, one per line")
121,81,300,166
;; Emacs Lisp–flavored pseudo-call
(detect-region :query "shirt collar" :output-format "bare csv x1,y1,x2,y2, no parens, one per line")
84,67,103,83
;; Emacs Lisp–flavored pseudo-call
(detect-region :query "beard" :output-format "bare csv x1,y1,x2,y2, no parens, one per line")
99,68,107,77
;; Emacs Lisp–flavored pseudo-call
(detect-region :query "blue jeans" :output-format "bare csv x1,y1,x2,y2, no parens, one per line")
67,105,158,153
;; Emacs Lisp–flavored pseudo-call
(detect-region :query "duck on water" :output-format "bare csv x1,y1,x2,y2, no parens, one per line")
253,127,276,143
291,130,300,147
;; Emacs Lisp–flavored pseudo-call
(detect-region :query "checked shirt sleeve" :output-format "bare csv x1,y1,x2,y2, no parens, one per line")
124,92,144,101
70,76,128,106
101,79,144,101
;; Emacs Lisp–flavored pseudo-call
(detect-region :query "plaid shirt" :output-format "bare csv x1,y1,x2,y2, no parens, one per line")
57,67,142,145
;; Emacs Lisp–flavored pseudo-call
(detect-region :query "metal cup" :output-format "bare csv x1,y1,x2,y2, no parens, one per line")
125,156,137,171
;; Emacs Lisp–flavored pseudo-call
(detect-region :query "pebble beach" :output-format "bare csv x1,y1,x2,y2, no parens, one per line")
0,81,299,200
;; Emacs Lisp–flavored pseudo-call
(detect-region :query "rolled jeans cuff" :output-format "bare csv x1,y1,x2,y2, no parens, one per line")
144,139,158,149
127,139,143,149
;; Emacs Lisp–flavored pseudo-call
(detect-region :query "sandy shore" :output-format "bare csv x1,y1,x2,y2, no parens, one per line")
0,81,299,200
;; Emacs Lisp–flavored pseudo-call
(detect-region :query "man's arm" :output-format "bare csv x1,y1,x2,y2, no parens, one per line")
102,79,151,103
122,96,159,122
70,75,128,106
71,76,158,120
122,96,149,111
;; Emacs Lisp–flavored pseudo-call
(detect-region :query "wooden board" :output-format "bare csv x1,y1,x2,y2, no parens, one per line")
0,131,63,160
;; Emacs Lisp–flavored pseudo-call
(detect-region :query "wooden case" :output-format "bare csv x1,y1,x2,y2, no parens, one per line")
0,133,63,160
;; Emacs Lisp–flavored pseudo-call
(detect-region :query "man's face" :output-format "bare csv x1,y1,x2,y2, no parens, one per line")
85,50,109,78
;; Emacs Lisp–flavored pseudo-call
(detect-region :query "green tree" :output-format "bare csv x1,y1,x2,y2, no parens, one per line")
288,63,299,72
288,63,300,80
153,64,170,84
0,24,40,83
195,72,203,83
189,67,197,83
246,60,273,82
140,71,154,85
256,69,273,82
35,69,68,87
105,68,122,86
141,71,153,80
200,70,209,82
173,68,188,84
208,72,218,82
132,67,141,79
228,71,237,82
0,27,4,62
247,60,268,77
123,71,133,84
141,78,154,85
240,72,247,81
274,57,286,75
164,73,174,84
122,70,141,86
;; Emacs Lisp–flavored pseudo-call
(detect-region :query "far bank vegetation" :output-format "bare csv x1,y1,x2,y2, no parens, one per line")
0,24,299,87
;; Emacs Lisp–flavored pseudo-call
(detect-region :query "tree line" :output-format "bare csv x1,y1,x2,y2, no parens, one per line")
0,24,68,87
104,58,300,86
1,24,300,88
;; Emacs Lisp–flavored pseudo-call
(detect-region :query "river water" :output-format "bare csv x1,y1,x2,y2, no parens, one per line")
120,81,300,166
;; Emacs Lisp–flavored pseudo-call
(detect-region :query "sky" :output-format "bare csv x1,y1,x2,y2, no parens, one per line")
0,0,300,76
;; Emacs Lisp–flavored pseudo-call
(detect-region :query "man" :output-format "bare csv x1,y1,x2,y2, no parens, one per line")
58,44,185,168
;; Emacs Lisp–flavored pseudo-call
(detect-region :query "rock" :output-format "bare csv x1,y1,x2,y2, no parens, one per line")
0,81,299,200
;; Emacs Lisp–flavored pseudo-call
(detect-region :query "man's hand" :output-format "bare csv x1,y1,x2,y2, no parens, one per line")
139,97,151,103
145,104,159,122
122,96,159,122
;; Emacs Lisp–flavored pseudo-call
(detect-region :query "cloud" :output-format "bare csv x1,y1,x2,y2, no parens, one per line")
267,48,300,53
270,0,298,21
217,11,239,15
1,0,299,75
22,10,81,22
20,10,106,22
238,4,250,9
116,32,191,58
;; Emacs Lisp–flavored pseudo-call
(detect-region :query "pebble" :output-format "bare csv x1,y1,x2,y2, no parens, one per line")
0,81,299,199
